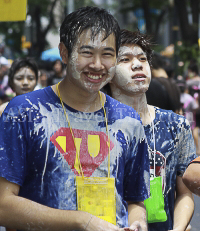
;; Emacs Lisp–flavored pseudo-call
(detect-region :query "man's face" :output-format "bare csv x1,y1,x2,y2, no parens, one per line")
112,44,151,94
13,67,37,96
64,29,116,93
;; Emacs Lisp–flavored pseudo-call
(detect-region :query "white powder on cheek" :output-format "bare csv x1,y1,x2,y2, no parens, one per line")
98,66,116,90
115,65,132,87
145,61,151,80
69,45,81,80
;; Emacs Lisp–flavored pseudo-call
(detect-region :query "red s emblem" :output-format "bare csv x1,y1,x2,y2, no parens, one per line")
50,128,114,176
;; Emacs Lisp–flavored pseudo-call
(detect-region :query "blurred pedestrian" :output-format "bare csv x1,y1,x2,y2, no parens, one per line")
0,57,38,116
0,56,14,105
150,53,181,113
186,62,200,85
47,59,65,86
176,78,198,127
185,62,200,155
34,69,47,90
146,78,173,110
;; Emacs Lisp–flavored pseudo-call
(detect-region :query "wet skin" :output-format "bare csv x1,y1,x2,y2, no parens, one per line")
60,29,117,94
113,44,151,94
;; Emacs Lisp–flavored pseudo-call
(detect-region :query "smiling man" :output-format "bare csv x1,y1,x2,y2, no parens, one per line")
109,29,196,231
0,7,150,231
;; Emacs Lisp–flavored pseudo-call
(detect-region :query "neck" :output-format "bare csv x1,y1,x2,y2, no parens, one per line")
52,78,103,113
111,85,153,125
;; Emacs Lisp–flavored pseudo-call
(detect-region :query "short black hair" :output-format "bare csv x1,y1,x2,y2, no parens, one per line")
8,57,38,91
60,6,120,57
151,52,166,70
53,59,64,71
120,29,153,66
188,62,199,75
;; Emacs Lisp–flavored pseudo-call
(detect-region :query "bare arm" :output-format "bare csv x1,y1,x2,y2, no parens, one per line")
0,177,120,231
169,176,194,231
182,163,200,196
127,202,147,231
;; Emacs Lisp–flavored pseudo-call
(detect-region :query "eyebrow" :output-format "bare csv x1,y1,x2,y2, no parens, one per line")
118,52,146,57
80,45,115,52
80,45,94,50
14,74,35,77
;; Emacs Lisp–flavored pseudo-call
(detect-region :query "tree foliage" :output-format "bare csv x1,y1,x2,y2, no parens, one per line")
0,0,199,60
119,0,199,46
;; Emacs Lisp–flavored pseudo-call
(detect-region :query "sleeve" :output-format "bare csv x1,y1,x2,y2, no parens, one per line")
188,156,200,165
0,104,27,186
177,118,197,177
123,125,150,202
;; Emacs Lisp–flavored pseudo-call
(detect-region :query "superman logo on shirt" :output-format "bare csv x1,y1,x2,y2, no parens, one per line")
50,127,114,177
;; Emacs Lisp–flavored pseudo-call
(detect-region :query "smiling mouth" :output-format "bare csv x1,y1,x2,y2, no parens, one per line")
87,74,103,80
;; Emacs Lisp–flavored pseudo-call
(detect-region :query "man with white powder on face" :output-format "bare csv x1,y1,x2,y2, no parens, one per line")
108,29,196,231
0,7,150,231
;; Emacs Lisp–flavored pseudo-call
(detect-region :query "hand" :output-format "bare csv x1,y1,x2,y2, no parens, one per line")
168,230,184,231
84,215,120,231
168,229,185,231
123,221,147,231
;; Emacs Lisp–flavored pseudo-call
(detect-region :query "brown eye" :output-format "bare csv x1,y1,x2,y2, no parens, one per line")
103,53,113,57
82,51,92,54
140,57,147,61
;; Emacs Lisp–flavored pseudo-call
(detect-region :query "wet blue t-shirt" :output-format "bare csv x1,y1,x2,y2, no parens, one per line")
0,87,150,229
144,107,196,231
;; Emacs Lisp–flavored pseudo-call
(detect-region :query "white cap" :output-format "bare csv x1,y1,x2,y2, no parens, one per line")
0,56,9,66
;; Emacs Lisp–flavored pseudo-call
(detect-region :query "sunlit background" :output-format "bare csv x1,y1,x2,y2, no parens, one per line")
0,0,199,77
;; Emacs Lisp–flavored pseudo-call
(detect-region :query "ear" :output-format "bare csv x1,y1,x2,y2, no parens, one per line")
59,42,68,64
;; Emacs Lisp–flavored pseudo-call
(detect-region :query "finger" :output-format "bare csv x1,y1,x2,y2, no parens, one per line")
129,221,141,230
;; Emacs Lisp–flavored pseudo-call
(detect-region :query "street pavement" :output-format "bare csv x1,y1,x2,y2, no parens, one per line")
191,194,200,230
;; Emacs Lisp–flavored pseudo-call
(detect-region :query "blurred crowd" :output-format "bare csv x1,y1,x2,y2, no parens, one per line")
0,54,199,153
146,54,200,155
0,57,66,105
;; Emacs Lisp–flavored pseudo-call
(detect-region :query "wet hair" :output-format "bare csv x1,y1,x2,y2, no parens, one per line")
8,57,38,91
60,6,120,57
120,29,153,66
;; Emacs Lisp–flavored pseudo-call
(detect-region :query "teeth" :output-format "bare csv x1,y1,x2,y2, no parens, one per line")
88,74,102,80
133,76,144,79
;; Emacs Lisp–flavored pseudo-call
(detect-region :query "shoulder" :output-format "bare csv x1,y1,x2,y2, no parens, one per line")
191,156,200,163
5,89,42,109
155,107,191,130
105,94,140,121
2,87,55,119
0,102,9,116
